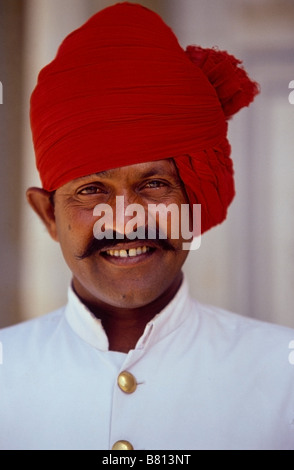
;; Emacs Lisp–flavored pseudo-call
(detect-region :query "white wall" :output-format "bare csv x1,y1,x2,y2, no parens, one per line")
17,0,294,327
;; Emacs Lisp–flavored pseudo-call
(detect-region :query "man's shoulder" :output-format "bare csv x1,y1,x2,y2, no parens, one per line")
190,298,294,366
196,299,294,339
0,306,68,374
0,306,66,343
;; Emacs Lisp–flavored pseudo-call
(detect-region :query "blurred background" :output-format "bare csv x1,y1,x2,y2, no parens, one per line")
0,0,294,328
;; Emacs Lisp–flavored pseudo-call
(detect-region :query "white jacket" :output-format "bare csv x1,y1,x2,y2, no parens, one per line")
1,280,294,450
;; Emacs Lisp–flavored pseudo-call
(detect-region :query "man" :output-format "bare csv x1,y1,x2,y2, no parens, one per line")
0,3,293,450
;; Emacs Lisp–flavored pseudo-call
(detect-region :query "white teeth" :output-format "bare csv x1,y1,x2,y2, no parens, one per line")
106,246,150,258
128,248,137,257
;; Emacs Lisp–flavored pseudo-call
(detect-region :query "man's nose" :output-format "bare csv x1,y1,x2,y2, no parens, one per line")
112,192,146,237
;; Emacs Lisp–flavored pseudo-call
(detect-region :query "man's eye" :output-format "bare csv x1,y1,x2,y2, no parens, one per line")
78,185,104,195
144,180,166,189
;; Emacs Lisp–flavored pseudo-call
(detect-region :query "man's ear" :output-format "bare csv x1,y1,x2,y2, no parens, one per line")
26,188,59,242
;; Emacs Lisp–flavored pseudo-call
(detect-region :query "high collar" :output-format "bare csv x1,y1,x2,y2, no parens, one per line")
64,277,193,352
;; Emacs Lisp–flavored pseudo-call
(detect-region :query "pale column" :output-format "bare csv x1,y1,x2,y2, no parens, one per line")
20,0,90,320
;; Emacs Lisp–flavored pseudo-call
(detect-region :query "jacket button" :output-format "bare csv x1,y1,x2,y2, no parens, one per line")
112,440,134,450
117,371,137,394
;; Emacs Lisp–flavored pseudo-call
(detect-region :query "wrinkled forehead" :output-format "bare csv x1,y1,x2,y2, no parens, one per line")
56,159,181,191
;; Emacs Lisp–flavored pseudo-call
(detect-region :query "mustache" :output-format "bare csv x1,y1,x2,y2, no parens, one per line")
76,227,175,260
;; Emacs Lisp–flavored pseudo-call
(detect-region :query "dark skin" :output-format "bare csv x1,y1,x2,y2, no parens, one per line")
26,160,191,353
79,274,183,353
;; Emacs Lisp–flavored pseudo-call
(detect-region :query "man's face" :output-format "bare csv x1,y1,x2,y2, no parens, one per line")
46,159,191,309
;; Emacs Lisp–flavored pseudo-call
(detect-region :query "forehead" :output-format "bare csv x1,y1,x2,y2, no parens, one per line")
99,159,177,178
65,159,179,187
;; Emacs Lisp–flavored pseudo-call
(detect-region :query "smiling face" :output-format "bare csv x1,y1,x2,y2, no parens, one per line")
27,159,191,312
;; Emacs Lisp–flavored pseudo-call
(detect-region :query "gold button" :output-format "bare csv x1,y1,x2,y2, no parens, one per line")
117,371,137,394
112,440,134,450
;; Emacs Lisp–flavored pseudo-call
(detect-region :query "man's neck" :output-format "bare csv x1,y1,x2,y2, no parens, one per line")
73,273,183,353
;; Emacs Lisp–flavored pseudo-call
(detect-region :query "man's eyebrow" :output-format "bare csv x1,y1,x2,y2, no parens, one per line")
138,169,166,178
138,165,178,179
96,168,174,179
94,170,112,178
74,170,112,181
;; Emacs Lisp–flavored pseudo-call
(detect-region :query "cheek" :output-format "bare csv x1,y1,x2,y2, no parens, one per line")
162,202,192,247
55,208,95,258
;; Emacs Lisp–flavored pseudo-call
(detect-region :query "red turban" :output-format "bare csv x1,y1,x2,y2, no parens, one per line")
30,2,259,233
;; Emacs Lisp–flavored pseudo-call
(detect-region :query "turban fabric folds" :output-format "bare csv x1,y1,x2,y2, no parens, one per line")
30,2,259,233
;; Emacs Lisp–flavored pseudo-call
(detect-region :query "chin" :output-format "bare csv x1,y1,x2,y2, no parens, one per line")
105,287,161,310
